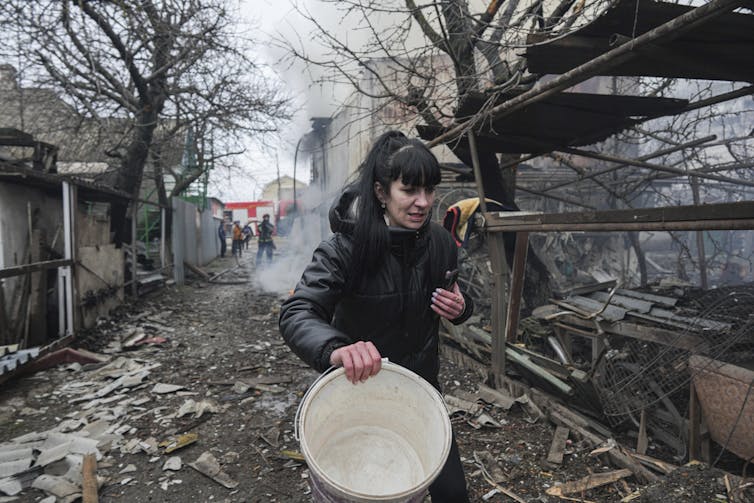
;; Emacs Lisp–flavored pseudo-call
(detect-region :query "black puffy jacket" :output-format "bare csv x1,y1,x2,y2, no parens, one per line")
279,189,473,387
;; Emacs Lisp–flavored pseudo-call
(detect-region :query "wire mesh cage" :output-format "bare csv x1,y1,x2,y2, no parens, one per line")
587,287,754,458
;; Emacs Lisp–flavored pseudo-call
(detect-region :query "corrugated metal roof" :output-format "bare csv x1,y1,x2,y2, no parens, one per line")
418,91,687,154
0,348,40,375
526,0,754,82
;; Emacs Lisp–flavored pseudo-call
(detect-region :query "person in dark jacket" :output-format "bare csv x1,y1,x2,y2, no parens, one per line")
256,214,275,265
279,130,473,502
218,221,226,258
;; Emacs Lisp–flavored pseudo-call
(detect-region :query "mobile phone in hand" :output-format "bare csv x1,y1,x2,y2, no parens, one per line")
443,269,459,290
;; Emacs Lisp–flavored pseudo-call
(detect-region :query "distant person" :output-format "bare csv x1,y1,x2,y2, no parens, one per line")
218,221,226,258
242,221,253,250
257,214,275,265
232,221,243,257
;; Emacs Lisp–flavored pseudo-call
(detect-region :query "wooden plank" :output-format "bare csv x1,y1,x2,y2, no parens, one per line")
488,233,508,387
29,229,47,347
82,453,98,503
477,384,516,410
637,409,648,455
0,259,72,279
547,426,570,464
546,468,633,496
628,452,678,475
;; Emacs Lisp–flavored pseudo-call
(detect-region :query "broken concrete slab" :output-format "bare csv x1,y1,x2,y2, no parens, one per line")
118,464,137,474
0,460,32,480
176,399,219,419
151,383,185,394
188,451,238,489
31,474,80,498
0,477,22,497
0,448,32,465
162,456,182,471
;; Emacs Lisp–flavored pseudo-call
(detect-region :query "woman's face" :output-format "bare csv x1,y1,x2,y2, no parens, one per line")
377,179,435,230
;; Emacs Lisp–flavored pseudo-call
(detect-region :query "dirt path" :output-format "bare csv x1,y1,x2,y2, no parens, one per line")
0,252,740,502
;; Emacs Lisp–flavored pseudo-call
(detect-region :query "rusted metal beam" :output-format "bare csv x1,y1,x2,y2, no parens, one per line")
427,0,745,148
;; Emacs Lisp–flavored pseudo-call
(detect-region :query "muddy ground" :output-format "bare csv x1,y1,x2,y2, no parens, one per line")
0,246,748,502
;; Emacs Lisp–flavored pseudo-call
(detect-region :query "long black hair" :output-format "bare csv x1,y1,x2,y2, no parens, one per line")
349,130,442,281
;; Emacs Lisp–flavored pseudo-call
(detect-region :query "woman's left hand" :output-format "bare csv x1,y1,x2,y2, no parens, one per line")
431,283,465,320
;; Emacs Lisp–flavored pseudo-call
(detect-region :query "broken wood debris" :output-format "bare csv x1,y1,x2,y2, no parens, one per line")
547,425,570,465
547,468,633,497
81,453,98,503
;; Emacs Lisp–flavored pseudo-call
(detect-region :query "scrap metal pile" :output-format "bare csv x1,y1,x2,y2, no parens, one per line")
441,236,754,474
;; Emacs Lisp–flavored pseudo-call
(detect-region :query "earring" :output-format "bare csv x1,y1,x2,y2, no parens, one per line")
380,203,386,209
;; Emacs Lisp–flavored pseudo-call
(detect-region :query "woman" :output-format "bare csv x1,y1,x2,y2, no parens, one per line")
279,130,473,502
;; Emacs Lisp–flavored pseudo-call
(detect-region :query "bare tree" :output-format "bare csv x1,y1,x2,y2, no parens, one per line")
280,0,753,302
280,0,606,308
2,0,292,242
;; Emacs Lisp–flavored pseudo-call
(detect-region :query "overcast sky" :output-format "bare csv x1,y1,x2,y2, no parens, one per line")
207,0,346,202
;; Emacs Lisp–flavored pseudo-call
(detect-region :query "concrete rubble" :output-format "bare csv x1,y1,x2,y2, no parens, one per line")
0,331,236,500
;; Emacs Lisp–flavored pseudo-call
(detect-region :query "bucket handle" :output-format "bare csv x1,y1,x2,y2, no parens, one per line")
294,358,392,442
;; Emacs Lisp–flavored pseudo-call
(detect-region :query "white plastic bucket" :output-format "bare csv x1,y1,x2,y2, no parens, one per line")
296,361,452,503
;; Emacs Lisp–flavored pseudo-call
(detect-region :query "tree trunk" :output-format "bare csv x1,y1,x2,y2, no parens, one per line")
111,106,162,245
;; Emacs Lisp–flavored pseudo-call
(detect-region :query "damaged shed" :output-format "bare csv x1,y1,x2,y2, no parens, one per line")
428,0,754,487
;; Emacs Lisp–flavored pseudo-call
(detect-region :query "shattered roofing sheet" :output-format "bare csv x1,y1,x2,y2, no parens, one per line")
526,0,754,82
0,348,40,376
417,91,688,153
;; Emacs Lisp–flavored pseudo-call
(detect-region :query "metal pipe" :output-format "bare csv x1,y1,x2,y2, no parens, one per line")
548,336,572,366
61,182,74,336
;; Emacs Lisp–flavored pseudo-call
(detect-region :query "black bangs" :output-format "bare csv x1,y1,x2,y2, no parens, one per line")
387,141,441,188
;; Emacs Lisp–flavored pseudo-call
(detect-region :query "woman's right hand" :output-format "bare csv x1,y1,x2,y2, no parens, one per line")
329,341,382,384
